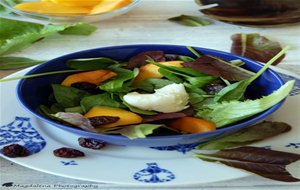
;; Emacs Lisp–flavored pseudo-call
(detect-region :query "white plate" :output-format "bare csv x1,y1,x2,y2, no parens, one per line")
1,67,300,186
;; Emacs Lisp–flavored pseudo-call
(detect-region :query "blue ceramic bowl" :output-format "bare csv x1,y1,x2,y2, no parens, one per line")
17,44,285,147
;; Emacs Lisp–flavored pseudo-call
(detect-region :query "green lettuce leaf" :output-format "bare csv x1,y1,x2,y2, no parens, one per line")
0,18,96,55
116,124,164,139
196,80,294,127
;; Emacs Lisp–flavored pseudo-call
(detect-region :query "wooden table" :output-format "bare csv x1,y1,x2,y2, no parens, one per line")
1,0,300,189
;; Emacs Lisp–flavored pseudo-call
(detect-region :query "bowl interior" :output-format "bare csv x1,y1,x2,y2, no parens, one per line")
17,44,284,146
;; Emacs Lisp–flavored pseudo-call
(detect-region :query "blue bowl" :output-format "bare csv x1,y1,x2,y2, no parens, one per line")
17,44,285,147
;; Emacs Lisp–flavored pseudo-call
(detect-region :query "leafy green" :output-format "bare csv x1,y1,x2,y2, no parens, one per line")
188,92,205,109
168,15,212,26
0,56,45,70
0,69,82,82
214,46,290,102
185,76,217,88
158,68,183,83
134,78,174,92
66,58,119,70
197,121,291,150
64,106,84,114
116,124,164,139
231,33,285,66
0,0,21,14
0,18,96,55
58,22,97,35
182,55,254,81
53,112,95,132
99,68,139,93
196,80,294,127
80,93,126,113
177,55,195,62
196,146,300,182
187,46,201,58
52,84,90,108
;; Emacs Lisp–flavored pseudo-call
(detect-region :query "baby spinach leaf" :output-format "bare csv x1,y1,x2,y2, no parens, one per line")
197,121,291,150
0,18,96,55
80,93,126,113
52,84,90,108
231,33,285,65
0,56,45,70
186,76,217,88
66,58,119,70
158,68,183,83
177,55,195,62
188,92,205,109
168,15,212,26
134,78,174,92
183,55,254,81
196,146,300,182
99,68,139,93
214,46,290,102
196,80,294,127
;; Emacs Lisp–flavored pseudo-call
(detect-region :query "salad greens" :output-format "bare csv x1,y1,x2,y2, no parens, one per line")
0,18,96,56
35,46,294,139
0,56,45,70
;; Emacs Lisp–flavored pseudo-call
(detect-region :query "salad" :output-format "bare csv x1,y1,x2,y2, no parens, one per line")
40,48,294,139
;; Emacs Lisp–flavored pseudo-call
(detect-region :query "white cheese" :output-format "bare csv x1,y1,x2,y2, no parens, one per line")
123,83,189,113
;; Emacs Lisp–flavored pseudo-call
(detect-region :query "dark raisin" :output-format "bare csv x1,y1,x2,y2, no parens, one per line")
53,147,85,158
78,138,106,149
71,82,97,91
203,81,226,95
2,144,30,157
89,116,120,127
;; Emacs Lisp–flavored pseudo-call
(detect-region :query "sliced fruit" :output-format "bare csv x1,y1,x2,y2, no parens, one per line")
15,1,91,14
61,70,117,86
84,106,143,128
168,117,216,134
91,0,132,14
134,61,183,83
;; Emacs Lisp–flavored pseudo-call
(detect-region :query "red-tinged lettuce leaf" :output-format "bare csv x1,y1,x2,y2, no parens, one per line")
54,112,96,132
197,146,300,182
142,107,195,123
197,121,291,150
127,51,166,69
183,55,254,81
231,33,285,65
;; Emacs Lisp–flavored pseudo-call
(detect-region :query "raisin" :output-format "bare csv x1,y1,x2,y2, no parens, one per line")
78,138,106,149
53,147,85,158
203,81,226,95
71,82,97,91
2,144,30,157
89,116,120,127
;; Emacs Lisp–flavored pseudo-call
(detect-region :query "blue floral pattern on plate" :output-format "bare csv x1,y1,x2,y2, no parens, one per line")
151,143,200,154
0,117,46,154
134,163,175,183
61,160,78,166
